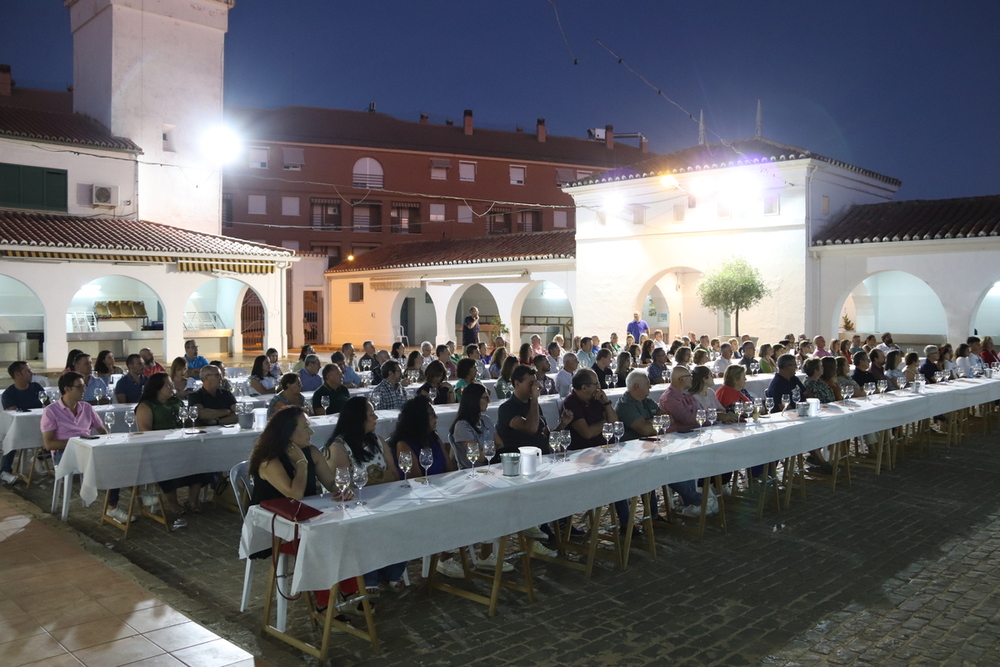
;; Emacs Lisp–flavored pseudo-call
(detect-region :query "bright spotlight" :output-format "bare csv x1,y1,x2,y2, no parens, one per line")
724,172,762,201
200,125,242,165
689,177,714,198
602,192,626,216
660,175,680,189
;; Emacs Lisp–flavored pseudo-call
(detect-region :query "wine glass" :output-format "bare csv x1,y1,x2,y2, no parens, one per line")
398,451,413,488
428,386,438,402
705,408,717,428
696,409,706,428
93,385,104,404
177,406,188,430
124,409,136,433
320,395,330,412
104,410,116,432
781,394,791,412
753,397,763,418
661,414,671,434
549,431,562,462
613,421,624,449
609,374,619,389
419,447,434,484
791,388,801,404
864,382,876,398
764,396,774,415
38,391,47,406
352,464,368,506
559,430,571,460
466,441,480,478
361,359,370,372
370,394,381,411
601,423,614,451
334,467,351,508
843,385,855,401
877,379,888,394
481,438,496,474
187,405,199,429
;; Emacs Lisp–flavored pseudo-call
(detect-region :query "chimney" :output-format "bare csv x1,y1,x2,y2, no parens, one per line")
605,124,614,150
419,113,429,124
515,126,523,133
640,135,648,153
463,109,473,135
536,118,546,143
0,64,11,97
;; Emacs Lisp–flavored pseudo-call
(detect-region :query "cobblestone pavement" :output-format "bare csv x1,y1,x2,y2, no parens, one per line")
7,429,1000,667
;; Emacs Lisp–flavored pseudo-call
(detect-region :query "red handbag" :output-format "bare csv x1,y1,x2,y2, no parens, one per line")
260,498,322,601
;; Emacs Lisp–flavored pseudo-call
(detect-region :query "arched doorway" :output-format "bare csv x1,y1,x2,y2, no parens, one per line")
838,271,946,337
972,281,1000,337
454,284,500,346
520,281,573,346
0,275,45,362
185,277,252,356
240,288,265,352
395,288,437,346
66,275,165,361
634,267,704,340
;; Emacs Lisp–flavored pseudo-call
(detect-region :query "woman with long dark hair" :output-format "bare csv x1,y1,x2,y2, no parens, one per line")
495,356,518,399
292,345,314,373
450,383,502,463
489,347,508,379
95,350,123,381
518,343,532,366
418,360,455,405
614,351,632,388
248,354,277,396
136,372,214,513
390,342,406,361
325,397,404,594
638,339,655,366
64,349,84,373
392,395,455,479
404,350,424,380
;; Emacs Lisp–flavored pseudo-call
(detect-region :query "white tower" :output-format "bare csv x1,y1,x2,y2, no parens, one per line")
65,0,234,234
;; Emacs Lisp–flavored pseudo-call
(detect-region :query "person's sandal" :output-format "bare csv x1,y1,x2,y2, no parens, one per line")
384,579,407,594
364,585,381,599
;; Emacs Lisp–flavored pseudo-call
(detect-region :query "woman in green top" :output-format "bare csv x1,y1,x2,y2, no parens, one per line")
757,344,775,373
452,358,478,399
268,373,304,417
135,372,214,513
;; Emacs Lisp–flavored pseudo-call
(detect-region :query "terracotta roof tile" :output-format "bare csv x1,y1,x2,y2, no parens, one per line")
226,106,649,168
0,106,140,152
0,210,292,257
572,136,900,187
813,195,1000,246
327,230,575,273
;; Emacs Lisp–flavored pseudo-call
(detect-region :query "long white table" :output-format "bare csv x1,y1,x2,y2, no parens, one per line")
239,378,1000,593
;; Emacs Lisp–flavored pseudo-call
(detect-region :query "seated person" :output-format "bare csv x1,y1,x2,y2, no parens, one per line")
297,354,324,393
2,361,45,485
495,356,519,400
561,369,616,451
852,351,878,387
802,358,836,403
555,353,578,398
182,339,210,377
436,344,457,380
646,348,670,385
919,345,940,383
417,360,456,405
836,356,861,393
688,365,730,419
737,341,757,371
169,357,194,401
330,351,361,388
187,365,237,426
136,372,215,514
248,355,277,395
392,395,456,478
819,356,843,401
765,353,806,411
496,364,563,455
95,350,124,382
325,397,405,595
490,347,508,379
711,343,735,377
114,354,147,404
885,350,905,390
41,372,118,518
313,364,351,415
292,345,314,373
268,373,305,417
371,360,408,412
715,364,753,417
452,358,479,399
591,348,615,389
209,360,233,392
73,353,109,404
533,355,557,395
465,344,490,381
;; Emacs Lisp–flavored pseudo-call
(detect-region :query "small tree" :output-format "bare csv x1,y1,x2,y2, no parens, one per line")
696,257,770,336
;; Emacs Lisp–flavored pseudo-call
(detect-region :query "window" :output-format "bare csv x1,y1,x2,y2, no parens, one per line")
391,203,421,234
282,147,305,171
249,147,268,169
459,161,476,182
281,196,300,216
673,204,685,222
458,205,474,223
555,168,574,186
310,198,341,230
0,163,68,212
311,244,342,269
352,157,384,189
764,193,780,216
348,283,364,303
576,170,592,180
516,210,540,233
430,159,450,180
487,208,512,234
631,205,648,225
553,210,568,228
509,165,525,185
717,200,731,219
281,240,299,251
222,193,233,228
352,202,381,233
247,195,267,215
822,195,830,215
429,204,446,222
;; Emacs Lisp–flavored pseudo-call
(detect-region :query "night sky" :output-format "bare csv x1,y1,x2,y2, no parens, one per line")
4,1,999,200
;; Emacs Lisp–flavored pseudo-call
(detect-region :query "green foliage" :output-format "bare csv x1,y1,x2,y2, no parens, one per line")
696,257,771,336
490,315,510,338
842,311,855,332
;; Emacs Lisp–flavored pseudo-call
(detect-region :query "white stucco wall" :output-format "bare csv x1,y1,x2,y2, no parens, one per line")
288,256,328,348
68,0,230,234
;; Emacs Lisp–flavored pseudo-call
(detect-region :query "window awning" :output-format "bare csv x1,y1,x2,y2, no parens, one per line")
430,159,451,169
555,168,574,184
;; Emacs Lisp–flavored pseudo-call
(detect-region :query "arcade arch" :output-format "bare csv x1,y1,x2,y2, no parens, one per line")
837,271,946,338
0,275,45,362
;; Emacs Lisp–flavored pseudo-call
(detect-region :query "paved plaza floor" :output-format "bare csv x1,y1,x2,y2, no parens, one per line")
5,428,1000,666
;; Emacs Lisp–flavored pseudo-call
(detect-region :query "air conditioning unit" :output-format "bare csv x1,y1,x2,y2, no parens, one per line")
91,184,119,207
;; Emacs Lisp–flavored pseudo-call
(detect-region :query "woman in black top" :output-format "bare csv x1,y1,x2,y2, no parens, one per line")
417,360,455,405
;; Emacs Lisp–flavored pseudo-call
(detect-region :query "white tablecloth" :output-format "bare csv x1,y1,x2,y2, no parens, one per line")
240,378,1000,593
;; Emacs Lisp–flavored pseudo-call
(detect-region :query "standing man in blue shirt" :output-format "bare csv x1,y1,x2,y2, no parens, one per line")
626,311,649,342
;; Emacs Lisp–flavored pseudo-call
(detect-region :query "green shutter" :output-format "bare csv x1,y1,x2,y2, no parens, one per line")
44,169,68,211
0,163,18,207
0,162,67,211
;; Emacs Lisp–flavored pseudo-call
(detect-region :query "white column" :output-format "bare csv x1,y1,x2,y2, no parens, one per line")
426,284,461,346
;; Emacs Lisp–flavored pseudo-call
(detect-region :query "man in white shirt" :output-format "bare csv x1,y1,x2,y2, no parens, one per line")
710,343,734,377
545,342,562,371
876,332,900,355
958,336,986,376
556,353,578,398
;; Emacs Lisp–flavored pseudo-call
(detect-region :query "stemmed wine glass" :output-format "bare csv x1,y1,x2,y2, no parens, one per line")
764,396,775,415
124,409,136,433
371,394,381,411
93,385,104,404
781,394,791,413
398,451,413,488
559,430,571,459
466,441,481,478
843,385,855,401
481,437,496,474
352,464,368,506
549,431,562,463
177,405,189,430
187,405,199,431
334,467,351,509
419,447,434,484
791,387,801,404
428,386,438,402
696,409,706,429
320,395,330,412
601,423,614,451
877,379,888,394
864,382,876,399
360,359,370,372
609,374,619,389
38,391,47,407
705,408,717,428
104,410,116,433
613,421,624,451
